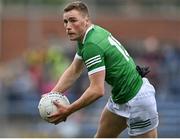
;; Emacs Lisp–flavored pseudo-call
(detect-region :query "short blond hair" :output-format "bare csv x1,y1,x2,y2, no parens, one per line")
63,1,89,17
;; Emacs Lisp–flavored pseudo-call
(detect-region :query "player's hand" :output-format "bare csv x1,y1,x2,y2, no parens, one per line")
47,101,71,125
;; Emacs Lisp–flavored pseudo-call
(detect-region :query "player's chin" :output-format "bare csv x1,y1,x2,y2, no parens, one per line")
68,36,78,41
69,38,78,41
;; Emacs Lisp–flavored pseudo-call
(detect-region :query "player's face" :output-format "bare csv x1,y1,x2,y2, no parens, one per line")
63,9,89,42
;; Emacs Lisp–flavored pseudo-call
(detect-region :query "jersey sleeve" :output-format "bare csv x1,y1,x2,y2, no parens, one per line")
75,46,83,60
75,53,82,60
82,43,105,75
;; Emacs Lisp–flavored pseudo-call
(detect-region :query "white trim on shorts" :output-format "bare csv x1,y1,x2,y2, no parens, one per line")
106,78,159,136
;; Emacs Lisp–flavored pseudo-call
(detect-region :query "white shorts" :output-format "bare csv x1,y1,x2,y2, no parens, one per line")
106,78,159,136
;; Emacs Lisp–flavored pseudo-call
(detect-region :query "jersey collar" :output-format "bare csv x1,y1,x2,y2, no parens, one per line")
82,24,94,44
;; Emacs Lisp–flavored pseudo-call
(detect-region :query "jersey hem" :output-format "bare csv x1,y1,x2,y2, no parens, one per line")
113,77,143,104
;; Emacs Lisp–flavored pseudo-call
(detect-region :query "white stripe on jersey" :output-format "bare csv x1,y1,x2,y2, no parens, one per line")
87,60,102,68
85,55,100,64
88,66,105,75
86,57,101,66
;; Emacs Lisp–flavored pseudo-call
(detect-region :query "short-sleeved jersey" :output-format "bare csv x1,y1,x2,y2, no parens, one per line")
75,25,143,104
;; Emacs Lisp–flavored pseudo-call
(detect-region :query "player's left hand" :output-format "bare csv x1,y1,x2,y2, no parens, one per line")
47,101,71,125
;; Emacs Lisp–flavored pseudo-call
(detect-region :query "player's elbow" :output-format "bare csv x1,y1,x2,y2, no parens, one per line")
89,82,105,98
95,86,105,98
99,87,105,97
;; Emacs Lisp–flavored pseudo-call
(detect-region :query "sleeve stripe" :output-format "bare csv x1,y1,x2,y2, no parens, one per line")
85,55,100,63
87,60,102,68
86,57,101,66
88,66,105,75
75,53,82,59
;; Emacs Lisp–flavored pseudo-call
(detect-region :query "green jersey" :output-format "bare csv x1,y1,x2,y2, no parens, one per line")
75,25,143,104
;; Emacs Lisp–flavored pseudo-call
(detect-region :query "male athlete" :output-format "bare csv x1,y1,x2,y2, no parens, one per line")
47,1,159,138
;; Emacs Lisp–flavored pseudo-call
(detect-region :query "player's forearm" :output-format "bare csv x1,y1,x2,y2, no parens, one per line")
52,65,82,93
67,85,104,114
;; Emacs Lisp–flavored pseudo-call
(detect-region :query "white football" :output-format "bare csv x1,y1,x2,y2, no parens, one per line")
38,92,70,122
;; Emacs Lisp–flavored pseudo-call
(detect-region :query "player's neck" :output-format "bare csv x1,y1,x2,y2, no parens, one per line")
79,23,93,44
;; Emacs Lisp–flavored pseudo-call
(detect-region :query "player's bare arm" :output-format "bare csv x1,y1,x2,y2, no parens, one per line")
48,70,105,124
51,57,84,93
69,70,105,112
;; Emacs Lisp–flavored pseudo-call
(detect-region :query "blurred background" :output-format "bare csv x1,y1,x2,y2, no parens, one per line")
0,0,180,137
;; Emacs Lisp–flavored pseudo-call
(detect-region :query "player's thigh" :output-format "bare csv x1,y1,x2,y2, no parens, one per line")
95,107,127,138
131,128,158,138
127,78,159,137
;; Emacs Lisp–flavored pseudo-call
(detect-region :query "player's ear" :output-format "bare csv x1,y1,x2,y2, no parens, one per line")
84,15,89,22
85,16,90,26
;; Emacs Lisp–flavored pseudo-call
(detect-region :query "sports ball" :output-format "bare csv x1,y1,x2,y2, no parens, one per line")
38,92,70,122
